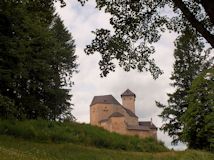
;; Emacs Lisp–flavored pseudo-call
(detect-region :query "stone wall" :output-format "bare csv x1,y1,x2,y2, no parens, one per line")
125,129,157,139
109,117,127,134
99,116,157,139
121,96,135,113
124,116,138,126
90,103,113,125
90,103,157,139
90,103,134,126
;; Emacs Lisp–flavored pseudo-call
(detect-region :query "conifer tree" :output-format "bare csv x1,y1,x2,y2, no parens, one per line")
0,1,77,120
156,27,212,144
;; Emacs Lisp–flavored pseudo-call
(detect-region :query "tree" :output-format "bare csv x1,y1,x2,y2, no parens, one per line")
0,0,77,120
156,27,212,144
6,1,213,80
181,68,214,151
78,0,214,78
46,15,78,120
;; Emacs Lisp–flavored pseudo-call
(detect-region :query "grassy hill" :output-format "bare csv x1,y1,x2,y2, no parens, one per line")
0,120,166,152
1,135,213,160
0,120,213,160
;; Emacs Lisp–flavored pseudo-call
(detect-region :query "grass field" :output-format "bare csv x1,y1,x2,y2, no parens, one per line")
0,135,213,160
0,120,213,160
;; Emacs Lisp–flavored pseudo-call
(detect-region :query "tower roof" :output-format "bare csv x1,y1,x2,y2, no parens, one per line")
121,89,136,97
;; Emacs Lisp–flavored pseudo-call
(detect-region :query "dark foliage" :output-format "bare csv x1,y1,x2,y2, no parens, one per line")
80,0,214,78
156,27,212,144
181,68,214,151
0,1,77,120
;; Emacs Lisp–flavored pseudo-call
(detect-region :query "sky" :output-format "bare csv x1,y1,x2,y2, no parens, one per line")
56,0,187,150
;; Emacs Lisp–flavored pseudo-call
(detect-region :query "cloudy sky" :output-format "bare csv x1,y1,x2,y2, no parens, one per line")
56,0,187,150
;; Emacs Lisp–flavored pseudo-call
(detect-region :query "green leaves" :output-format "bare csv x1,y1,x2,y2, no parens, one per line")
156,27,212,145
0,1,77,120
0,94,16,119
181,68,214,151
84,0,168,78
85,29,162,78
84,0,214,77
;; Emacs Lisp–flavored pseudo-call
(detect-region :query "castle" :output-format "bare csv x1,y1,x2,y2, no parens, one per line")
90,89,157,139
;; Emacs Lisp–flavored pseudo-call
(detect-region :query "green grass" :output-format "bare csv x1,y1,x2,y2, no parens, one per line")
0,120,166,152
0,120,213,160
0,135,213,160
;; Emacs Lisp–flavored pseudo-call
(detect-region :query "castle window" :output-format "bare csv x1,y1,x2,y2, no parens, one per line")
103,106,108,112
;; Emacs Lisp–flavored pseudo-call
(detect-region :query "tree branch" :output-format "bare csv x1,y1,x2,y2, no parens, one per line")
200,0,214,25
172,0,214,48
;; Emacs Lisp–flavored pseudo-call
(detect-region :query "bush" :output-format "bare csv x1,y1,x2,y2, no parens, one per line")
0,95,17,119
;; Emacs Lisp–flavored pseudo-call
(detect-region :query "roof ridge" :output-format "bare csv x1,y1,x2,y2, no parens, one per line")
121,89,136,97
121,105,138,118
94,94,112,97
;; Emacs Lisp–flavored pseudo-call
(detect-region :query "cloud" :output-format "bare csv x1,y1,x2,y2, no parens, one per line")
56,0,187,150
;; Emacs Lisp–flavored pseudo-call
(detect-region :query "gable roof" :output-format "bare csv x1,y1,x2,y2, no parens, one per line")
127,124,150,131
109,112,124,118
99,112,124,123
121,89,136,97
90,95,120,106
139,121,157,130
121,106,137,118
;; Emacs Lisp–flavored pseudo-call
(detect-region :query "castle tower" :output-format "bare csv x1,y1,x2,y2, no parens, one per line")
121,89,136,113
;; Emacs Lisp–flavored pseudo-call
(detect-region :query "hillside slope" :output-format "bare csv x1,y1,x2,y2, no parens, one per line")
0,120,213,160
0,120,166,152
0,135,214,160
